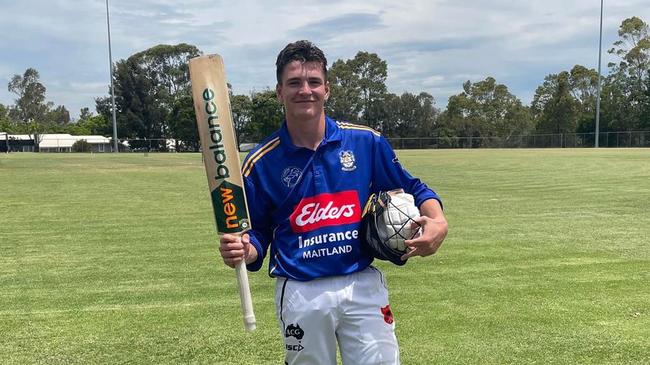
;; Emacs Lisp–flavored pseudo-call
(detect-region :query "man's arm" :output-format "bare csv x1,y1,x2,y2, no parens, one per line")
371,135,439,206
401,198,448,260
369,134,448,259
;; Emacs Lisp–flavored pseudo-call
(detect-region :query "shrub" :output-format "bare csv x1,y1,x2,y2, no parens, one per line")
72,139,91,152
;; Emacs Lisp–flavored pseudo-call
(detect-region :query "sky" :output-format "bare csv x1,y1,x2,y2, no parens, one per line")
0,0,649,119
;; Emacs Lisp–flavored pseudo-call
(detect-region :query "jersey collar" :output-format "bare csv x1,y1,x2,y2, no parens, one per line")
279,116,342,152
324,116,343,144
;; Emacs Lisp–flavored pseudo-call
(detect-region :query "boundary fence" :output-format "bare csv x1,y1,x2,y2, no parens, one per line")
2,131,649,152
386,131,650,149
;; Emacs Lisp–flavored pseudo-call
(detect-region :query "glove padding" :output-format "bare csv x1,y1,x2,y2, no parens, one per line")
360,189,421,266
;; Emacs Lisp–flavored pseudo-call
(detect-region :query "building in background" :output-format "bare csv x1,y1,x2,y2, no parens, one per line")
0,133,112,153
38,134,112,153
0,133,36,152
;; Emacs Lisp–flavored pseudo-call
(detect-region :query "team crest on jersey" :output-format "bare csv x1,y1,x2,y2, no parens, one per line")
339,150,356,171
281,166,302,188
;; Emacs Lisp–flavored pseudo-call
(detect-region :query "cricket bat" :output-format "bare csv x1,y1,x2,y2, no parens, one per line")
189,54,256,332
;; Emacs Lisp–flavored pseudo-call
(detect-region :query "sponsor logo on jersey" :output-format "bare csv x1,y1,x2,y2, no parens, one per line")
290,191,361,233
339,150,357,171
281,166,302,188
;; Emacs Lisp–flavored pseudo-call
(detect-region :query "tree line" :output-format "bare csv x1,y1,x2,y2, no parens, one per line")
1,16,648,150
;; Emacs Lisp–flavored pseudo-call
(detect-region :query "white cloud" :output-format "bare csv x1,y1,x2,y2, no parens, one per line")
0,0,648,117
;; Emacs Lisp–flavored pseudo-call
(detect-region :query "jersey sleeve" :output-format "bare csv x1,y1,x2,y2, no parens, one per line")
243,174,274,272
372,135,443,209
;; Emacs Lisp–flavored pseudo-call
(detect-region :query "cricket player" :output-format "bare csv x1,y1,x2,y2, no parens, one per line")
219,40,448,365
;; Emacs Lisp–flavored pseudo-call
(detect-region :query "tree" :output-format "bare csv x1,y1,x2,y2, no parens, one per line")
442,77,532,145
325,52,388,129
371,92,398,136
69,115,110,136
350,52,388,129
532,65,600,135
7,68,49,123
72,139,91,152
379,92,439,138
168,94,199,151
605,16,650,131
134,43,201,115
440,88,474,142
406,92,439,137
0,102,31,134
248,89,283,142
569,65,601,137
107,56,161,139
79,107,93,121
231,94,253,143
568,65,600,109
48,105,71,126
608,16,650,87
6,68,55,150
0,103,13,133
532,72,578,134
0,103,7,120
98,44,201,141
327,59,362,123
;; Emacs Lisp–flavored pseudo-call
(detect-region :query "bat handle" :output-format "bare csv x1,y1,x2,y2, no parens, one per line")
235,261,256,332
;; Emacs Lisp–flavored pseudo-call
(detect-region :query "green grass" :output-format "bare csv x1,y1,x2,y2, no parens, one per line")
1,149,648,364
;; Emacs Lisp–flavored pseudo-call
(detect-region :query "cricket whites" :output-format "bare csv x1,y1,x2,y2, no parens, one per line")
189,54,256,332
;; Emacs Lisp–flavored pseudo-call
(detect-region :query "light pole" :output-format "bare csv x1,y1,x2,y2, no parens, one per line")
106,0,118,152
595,0,603,148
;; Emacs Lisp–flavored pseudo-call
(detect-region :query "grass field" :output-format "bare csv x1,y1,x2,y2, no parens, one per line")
1,149,649,364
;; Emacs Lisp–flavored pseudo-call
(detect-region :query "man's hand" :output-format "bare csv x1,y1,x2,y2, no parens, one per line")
401,199,448,261
219,233,258,268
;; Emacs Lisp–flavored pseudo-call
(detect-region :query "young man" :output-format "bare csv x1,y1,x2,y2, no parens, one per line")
220,40,448,365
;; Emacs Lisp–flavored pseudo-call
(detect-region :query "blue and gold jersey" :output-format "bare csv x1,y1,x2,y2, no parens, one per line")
242,116,440,281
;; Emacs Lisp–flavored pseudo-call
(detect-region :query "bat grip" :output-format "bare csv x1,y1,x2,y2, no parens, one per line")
235,260,256,332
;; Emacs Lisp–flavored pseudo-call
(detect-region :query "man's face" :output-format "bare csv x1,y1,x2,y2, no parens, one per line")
276,60,330,122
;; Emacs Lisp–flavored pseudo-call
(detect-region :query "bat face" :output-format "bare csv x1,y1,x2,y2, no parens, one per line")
190,55,250,234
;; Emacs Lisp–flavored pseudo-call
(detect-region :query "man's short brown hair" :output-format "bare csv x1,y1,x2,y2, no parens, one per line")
276,40,328,84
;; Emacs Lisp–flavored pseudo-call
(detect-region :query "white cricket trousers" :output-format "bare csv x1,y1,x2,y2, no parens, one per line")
275,266,400,365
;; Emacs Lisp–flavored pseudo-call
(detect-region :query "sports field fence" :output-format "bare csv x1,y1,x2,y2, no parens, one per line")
386,130,650,149
3,131,649,152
